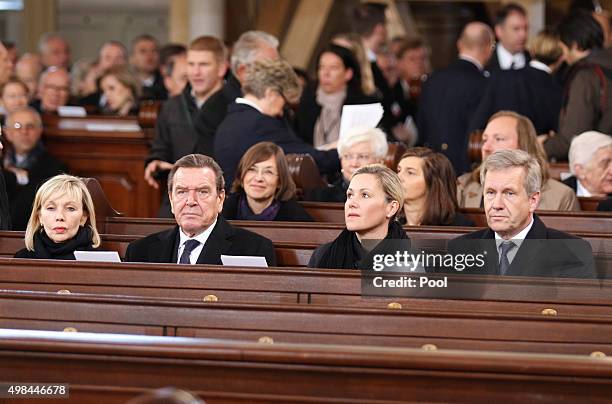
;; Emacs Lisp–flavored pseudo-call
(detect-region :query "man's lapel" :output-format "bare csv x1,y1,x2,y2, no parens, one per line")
506,215,546,276
149,227,179,263
196,217,234,265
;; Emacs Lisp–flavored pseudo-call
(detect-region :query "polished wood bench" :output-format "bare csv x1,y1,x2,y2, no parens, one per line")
3,329,612,403
1,290,612,355
0,259,611,316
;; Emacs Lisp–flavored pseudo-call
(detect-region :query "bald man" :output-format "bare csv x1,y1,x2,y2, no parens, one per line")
417,22,495,174
38,33,71,69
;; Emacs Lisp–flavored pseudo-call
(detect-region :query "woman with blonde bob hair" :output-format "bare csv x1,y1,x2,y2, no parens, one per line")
223,141,313,221
309,164,409,269
15,174,101,259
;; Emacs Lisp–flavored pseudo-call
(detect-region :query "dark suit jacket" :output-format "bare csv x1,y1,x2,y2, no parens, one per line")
467,66,562,135
193,73,242,157
222,192,314,222
214,103,340,187
140,70,168,101
4,149,68,230
124,216,277,266
294,84,380,145
448,214,595,278
417,59,488,175
562,176,578,193
0,170,10,230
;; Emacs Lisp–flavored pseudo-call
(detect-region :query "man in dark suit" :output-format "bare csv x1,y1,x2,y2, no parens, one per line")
487,3,530,71
130,34,167,101
449,149,595,278
2,107,68,230
125,154,276,266
193,31,279,157
144,36,228,217
418,22,495,175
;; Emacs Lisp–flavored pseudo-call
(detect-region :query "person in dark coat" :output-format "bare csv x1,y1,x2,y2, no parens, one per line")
3,107,68,230
193,31,280,157
129,34,167,101
125,154,276,266
309,164,408,270
448,149,594,278
144,36,228,217
0,150,11,231
417,22,495,175
14,174,102,259
486,3,531,72
214,59,339,188
294,44,379,147
468,30,564,136
223,142,313,222
396,148,474,227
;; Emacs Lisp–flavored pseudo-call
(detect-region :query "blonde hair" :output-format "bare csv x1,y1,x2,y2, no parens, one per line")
242,59,302,104
352,164,404,220
24,174,101,251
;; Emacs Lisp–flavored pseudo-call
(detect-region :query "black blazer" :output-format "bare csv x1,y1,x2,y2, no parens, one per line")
305,178,348,203
0,170,11,230
467,66,562,135
222,192,313,222
562,176,578,193
214,102,340,187
124,216,277,267
448,215,595,278
294,84,380,145
193,73,242,157
4,149,68,230
417,59,488,175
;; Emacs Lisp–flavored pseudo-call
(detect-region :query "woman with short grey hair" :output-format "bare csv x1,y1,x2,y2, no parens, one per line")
307,126,388,202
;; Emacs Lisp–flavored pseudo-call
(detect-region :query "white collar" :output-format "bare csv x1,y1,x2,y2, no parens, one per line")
529,60,552,74
576,179,592,197
178,217,217,249
366,48,377,62
496,44,526,69
191,88,206,109
494,215,534,249
142,76,155,87
235,97,263,114
459,54,483,71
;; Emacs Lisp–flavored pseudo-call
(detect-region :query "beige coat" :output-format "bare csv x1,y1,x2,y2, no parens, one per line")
457,173,580,211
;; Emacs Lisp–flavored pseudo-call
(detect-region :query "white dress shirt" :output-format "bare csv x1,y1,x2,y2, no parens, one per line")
494,216,534,265
576,179,592,197
496,44,526,70
176,218,218,264
235,97,263,114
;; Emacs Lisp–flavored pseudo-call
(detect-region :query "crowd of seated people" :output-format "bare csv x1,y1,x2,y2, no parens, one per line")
0,1,608,276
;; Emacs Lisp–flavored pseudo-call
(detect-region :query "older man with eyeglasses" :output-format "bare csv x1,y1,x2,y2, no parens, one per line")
2,107,68,230
30,67,72,114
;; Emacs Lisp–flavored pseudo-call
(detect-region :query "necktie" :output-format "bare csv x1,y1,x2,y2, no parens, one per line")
498,241,516,275
179,239,201,264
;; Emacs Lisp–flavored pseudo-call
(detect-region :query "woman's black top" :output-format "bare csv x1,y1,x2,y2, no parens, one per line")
222,192,314,222
14,226,97,259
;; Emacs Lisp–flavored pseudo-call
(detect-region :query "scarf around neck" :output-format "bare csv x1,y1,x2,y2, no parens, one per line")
313,86,346,147
316,220,409,269
237,193,281,221
32,226,95,260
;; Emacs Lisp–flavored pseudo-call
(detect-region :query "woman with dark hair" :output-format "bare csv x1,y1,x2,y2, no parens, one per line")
397,147,473,226
295,44,379,147
223,142,313,222
308,164,408,269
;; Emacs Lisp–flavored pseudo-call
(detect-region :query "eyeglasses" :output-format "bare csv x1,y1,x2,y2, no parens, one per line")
342,153,372,163
44,84,70,93
4,122,41,131
245,166,278,180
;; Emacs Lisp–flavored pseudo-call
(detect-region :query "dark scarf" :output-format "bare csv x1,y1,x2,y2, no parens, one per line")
5,141,46,169
317,220,409,269
32,226,95,260
237,193,281,221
